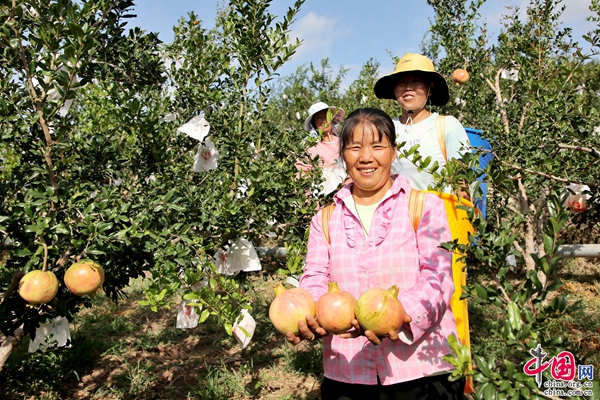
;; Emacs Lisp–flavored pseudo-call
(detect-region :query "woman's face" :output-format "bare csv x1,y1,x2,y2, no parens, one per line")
343,122,396,200
393,73,432,111
313,109,332,135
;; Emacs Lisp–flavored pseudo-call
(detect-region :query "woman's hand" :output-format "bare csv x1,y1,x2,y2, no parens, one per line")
338,313,412,345
285,315,328,345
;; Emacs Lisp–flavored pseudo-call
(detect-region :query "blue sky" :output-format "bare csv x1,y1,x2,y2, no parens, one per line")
129,0,597,87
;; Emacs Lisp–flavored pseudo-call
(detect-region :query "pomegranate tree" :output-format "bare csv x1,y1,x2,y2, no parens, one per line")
355,285,405,336
268,283,316,335
316,281,356,334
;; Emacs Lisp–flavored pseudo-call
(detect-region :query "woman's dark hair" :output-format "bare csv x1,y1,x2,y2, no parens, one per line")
338,108,396,154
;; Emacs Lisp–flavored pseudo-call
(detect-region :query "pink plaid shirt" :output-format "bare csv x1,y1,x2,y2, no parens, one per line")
296,137,342,172
300,175,459,385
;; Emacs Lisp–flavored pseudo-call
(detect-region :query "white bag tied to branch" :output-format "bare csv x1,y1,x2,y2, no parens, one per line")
28,316,71,353
214,247,232,275
177,113,210,141
232,309,256,349
193,138,220,172
176,300,200,329
214,237,262,275
229,237,262,273
564,183,591,213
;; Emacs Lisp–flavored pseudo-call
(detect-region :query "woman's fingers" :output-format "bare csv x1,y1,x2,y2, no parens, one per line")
364,330,382,345
306,315,328,338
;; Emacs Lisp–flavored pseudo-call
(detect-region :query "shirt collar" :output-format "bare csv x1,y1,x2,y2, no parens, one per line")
334,174,411,205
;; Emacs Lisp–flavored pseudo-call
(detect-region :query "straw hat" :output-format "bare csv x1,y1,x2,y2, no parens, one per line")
303,102,345,132
374,53,450,106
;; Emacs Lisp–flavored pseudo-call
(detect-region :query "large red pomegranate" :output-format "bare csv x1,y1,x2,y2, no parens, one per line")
18,270,59,304
268,283,316,335
316,281,356,334
355,285,405,336
64,261,105,296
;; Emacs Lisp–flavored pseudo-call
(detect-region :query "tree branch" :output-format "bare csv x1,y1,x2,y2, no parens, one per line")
498,160,599,188
0,326,25,373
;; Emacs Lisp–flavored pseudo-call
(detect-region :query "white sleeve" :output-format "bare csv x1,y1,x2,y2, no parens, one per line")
444,116,471,160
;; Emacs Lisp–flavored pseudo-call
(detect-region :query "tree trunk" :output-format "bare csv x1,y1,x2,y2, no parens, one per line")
0,327,24,372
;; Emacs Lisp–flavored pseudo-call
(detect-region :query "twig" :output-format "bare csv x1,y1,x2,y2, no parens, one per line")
538,144,600,158
492,274,511,303
39,237,48,272
498,160,599,188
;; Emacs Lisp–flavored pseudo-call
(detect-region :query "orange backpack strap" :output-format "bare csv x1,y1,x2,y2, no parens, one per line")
408,189,426,233
321,203,336,244
436,115,447,163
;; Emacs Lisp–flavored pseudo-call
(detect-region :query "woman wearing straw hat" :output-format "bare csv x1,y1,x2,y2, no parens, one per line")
374,53,470,195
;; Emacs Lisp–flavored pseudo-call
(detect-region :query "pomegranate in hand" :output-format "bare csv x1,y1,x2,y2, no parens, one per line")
269,283,316,335
355,285,405,336
316,281,356,334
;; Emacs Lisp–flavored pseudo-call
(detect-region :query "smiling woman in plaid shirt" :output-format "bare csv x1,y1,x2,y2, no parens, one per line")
285,108,465,400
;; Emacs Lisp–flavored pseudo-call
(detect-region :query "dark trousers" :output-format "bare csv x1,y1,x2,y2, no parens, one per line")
320,374,465,400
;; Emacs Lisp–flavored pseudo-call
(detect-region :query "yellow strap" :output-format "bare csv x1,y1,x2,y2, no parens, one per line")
321,203,335,244
408,189,425,233
436,115,447,163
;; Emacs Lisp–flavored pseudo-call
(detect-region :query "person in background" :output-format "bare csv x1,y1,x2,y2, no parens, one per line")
287,107,465,400
296,101,347,196
374,53,470,197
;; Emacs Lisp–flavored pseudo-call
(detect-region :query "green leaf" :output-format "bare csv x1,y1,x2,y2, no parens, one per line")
199,309,210,323
507,301,523,331
475,355,492,378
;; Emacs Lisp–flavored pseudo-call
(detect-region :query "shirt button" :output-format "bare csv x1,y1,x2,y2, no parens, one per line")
416,316,421,323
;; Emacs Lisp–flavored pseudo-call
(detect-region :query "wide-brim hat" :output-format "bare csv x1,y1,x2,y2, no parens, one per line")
303,102,345,132
374,53,450,106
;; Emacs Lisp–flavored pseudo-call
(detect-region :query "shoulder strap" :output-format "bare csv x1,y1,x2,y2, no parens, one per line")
436,115,447,162
408,189,426,233
321,203,336,244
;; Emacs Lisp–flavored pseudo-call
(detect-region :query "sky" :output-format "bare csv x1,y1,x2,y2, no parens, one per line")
128,0,597,88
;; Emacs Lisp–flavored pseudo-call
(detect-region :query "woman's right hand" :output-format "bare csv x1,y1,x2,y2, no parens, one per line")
339,313,412,345
285,315,328,345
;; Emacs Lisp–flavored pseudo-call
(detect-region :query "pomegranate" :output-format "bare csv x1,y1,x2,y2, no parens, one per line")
64,261,105,296
355,285,405,336
451,68,470,85
268,283,316,335
316,281,356,334
18,270,59,304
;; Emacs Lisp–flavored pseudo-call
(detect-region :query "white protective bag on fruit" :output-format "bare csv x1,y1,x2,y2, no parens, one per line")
232,309,256,349
176,300,201,329
29,316,71,353
193,138,220,172
177,113,210,141
228,237,262,273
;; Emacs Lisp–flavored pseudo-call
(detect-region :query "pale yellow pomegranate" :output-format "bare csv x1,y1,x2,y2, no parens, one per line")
355,285,405,336
64,261,105,296
19,270,59,304
268,283,316,335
